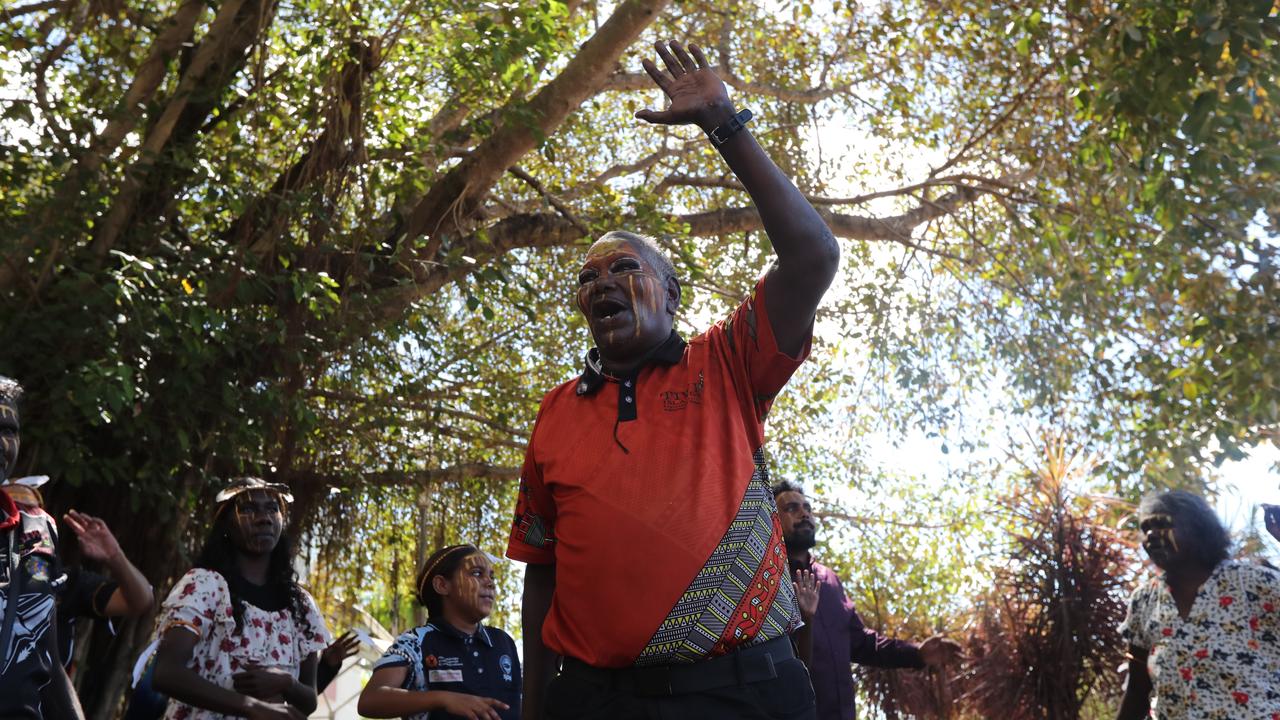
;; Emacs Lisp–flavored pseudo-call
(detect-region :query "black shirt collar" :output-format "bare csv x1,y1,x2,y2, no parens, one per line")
429,620,493,647
575,330,687,396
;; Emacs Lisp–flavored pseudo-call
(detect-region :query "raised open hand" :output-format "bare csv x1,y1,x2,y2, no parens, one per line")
63,509,123,563
636,40,734,131
793,568,820,621
320,631,361,669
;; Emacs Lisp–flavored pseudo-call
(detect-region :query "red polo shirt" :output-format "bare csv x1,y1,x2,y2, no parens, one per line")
507,278,808,668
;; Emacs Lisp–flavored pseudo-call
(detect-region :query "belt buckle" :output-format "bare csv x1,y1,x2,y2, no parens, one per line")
632,665,674,696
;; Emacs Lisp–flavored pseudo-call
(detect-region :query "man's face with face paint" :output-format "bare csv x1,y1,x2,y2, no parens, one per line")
226,489,284,557
0,398,19,481
776,491,817,553
1139,512,1183,569
435,552,497,624
576,237,677,370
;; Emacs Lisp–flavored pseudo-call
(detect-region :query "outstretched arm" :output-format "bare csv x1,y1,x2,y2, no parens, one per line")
64,509,154,616
638,40,839,357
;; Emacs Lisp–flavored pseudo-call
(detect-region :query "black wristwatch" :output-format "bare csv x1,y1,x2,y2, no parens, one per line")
706,109,753,146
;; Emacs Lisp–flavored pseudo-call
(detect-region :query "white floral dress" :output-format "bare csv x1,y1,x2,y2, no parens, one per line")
1120,560,1280,719
157,568,330,720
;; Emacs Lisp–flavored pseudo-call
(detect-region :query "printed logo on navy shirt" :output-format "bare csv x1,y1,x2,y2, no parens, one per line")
500,654,513,682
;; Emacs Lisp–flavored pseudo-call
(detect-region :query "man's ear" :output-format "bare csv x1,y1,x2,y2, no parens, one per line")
431,574,451,597
666,276,682,317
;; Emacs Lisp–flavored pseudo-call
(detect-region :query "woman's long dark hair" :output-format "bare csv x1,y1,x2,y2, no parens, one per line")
195,504,314,639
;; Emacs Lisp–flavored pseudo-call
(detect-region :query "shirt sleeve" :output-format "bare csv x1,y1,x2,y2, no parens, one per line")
295,587,332,659
372,630,425,689
506,406,557,565
1118,584,1151,651
848,607,924,669
1244,562,1280,634
714,276,811,422
157,568,233,641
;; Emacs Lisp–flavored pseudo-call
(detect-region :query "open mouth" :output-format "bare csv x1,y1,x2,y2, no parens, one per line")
592,297,629,321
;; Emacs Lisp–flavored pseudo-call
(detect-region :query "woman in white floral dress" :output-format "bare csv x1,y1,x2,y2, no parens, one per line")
1117,490,1280,720
152,478,330,720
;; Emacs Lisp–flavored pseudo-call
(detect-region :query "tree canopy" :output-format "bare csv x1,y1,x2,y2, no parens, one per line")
1,0,1277,716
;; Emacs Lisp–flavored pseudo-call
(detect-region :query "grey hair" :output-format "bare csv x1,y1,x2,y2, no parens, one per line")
1139,490,1231,568
0,375,23,405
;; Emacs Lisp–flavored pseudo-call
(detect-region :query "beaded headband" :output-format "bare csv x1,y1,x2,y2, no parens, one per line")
417,544,478,599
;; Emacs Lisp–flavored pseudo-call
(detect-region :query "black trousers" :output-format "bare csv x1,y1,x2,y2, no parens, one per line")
545,636,817,720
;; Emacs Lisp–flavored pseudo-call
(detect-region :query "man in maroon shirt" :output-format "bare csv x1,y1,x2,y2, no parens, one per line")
772,480,960,720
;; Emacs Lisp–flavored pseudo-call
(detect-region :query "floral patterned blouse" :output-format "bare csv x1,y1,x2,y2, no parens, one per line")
1120,560,1280,719
157,568,330,720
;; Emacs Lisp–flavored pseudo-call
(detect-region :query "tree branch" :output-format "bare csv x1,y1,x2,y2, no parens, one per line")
0,0,63,21
296,463,520,490
600,67,857,104
88,0,278,264
508,165,590,235
388,0,672,283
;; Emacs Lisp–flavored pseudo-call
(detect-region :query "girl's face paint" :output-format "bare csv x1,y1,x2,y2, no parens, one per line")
437,552,497,624
227,489,284,557
576,240,673,369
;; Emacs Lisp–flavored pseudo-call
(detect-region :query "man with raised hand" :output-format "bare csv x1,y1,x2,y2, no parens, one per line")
506,39,839,720
773,479,962,720
2,475,155,669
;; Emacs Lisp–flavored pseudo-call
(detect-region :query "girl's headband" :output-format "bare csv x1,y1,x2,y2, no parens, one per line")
417,545,477,598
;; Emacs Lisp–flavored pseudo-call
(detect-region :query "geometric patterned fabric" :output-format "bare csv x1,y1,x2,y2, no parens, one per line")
636,450,800,665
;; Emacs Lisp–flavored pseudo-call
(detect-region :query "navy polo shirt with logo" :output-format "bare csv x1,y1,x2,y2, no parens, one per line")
372,621,521,720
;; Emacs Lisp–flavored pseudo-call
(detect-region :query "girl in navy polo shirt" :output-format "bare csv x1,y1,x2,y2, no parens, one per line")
359,544,521,720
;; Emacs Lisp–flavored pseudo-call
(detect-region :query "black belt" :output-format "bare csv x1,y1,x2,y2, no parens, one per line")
561,634,795,697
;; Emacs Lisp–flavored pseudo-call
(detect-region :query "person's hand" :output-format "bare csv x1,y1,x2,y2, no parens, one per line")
232,666,295,700
63,510,123,563
437,691,509,720
636,40,734,132
321,631,360,669
793,569,819,621
1264,504,1280,543
918,635,963,667
243,699,305,720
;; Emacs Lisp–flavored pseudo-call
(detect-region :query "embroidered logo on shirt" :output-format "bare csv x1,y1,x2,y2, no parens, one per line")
499,654,513,682
661,371,705,411
428,669,464,683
